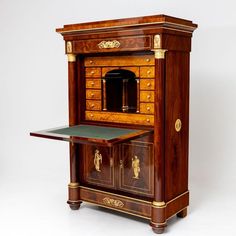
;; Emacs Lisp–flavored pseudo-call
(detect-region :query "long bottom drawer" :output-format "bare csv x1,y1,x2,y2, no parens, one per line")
79,186,152,219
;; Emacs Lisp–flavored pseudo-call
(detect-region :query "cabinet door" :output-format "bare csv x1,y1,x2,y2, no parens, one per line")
119,142,154,197
83,145,115,189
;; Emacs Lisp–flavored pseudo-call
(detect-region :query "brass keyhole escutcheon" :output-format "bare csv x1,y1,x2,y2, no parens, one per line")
175,119,182,132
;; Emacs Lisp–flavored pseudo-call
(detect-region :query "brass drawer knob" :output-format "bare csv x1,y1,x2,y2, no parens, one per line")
90,114,94,118
91,71,95,75
147,94,151,99
89,60,93,64
146,118,150,123
146,58,150,62
91,104,95,108
147,107,150,111
147,82,151,87
91,82,95,86
147,70,151,74
91,93,94,98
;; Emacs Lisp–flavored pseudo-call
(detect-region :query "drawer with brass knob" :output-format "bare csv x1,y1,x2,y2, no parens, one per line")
140,79,155,90
85,68,101,77
85,111,154,126
84,55,155,67
140,91,154,102
140,103,154,114
86,79,102,89
86,100,102,111
140,67,155,78
86,90,101,100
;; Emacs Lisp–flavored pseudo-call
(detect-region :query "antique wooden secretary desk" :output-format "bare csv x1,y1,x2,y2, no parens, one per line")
31,15,197,233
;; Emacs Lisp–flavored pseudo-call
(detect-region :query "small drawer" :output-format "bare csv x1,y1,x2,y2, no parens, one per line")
140,103,154,114
85,55,155,67
85,68,101,77
140,79,155,90
86,89,101,100
140,91,155,102
86,100,101,110
86,79,102,89
85,111,154,126
140,67,155,78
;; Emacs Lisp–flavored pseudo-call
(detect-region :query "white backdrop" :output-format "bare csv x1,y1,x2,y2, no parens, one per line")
1,0,236,235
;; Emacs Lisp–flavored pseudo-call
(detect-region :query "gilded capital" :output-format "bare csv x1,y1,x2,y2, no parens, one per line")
67,54,76,62
153,49,167,59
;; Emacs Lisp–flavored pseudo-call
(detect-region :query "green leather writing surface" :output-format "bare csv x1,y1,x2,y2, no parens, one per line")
49,125,140,140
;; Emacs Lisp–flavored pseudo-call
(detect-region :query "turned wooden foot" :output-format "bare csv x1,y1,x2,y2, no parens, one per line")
67,201,82,210
150,222,167,234
152,227,165,234
177,208,187,218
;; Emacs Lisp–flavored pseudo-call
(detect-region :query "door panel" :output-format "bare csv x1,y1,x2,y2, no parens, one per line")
119,142,154,197
83,145,115,189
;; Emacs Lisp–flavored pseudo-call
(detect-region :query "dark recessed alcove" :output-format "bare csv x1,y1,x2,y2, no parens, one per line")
104,69,138,113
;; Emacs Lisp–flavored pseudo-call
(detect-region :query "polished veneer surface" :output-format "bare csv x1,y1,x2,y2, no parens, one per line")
31,14,197,234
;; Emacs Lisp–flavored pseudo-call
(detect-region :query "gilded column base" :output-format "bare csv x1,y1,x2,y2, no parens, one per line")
67,182,82,210
150,201,167,234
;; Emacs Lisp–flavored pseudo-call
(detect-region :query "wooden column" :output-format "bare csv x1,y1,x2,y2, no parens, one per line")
150,35,168,234
67,52,81,210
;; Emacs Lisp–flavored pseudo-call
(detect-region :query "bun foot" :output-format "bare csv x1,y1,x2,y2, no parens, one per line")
177,208,187,218
67,201,82,210
152,227,165,234
150,222,166,234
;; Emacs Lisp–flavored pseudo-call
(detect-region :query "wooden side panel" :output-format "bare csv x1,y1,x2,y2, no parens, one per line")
164,51,190,201
162,34,192,52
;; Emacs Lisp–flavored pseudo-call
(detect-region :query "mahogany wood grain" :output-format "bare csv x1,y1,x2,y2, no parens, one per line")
79,186,152,219
164,51,190,201
31,14,197,234
73,36,152,53
56,14,197,34
119,142,154,197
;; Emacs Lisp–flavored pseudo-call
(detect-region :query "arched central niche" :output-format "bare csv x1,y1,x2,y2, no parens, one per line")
103,69,138,113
